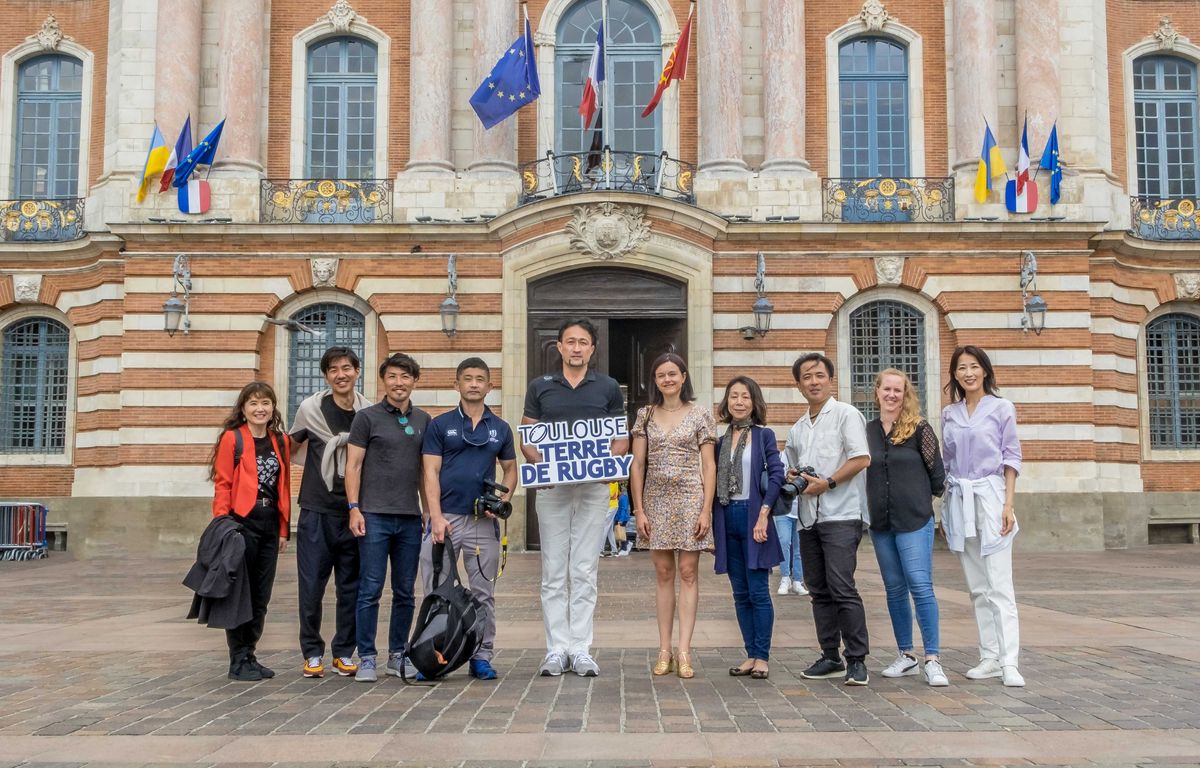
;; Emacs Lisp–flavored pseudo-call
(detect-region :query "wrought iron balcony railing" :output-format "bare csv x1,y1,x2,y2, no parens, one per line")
260,179,393,224
1129,196,1200,240
0,198,85,242
822,177,955,223
518,149,696,206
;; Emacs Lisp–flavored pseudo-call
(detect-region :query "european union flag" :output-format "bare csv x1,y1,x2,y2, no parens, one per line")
1039,122,1062,204
470,18,540,129
172,119,226,188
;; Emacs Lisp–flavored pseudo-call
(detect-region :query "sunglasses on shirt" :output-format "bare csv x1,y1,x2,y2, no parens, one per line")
396,415,415,436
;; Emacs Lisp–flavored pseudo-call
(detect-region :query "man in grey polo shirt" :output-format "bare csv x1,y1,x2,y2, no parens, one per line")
345,352,431,683
785,352,873,686
522,318,626,677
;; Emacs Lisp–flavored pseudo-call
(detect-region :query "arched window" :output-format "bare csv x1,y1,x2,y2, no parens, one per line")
1,317,69,453
1146,312,1200,449
15,55,83,198
848,300,924,421
1133,56,1199,199
306,37,378,179
839,38,908,178
287,303,366,422
555,0,660,157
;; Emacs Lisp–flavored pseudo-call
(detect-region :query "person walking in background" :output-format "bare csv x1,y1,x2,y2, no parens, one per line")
711,376,784,680
290,347,372,679
866,368,948,687
630,353,717,679
774,500,807,596
207,382,292,682
941,346,1025,687
787,353,873,687
345,353,431,684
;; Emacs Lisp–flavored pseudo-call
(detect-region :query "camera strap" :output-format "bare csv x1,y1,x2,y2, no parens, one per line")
469,509,508,583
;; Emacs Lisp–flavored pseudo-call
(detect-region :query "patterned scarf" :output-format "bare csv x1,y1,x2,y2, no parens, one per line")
717,420,754,505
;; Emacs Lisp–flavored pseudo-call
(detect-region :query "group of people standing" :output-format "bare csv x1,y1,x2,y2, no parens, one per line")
200,316,1024,691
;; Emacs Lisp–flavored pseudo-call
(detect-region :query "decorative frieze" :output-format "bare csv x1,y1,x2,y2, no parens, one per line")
1175,272,1200,301
13,274,43,303
566,202,651,261
311,258,338,287
874,256,905,286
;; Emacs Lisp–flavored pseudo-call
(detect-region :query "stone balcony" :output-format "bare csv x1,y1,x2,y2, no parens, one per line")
0,198,85,242
259,179,393,224
822,177,956,223
517,150,696,206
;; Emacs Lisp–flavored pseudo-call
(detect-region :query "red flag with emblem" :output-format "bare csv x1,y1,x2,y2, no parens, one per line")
641,6,693,118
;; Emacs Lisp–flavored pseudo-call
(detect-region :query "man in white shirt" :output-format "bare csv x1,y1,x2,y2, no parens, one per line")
784,353,872,686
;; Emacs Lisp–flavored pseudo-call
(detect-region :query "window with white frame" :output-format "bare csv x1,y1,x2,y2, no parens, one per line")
1133,55,1200,199
848,299,924,422
14,55,82,198
1146,312,1200,449
839,37,908,178
1,317,69,453
306,37,378,179
287,303,366,422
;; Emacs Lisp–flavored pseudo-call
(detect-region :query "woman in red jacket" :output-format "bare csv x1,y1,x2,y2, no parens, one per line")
208,382,291,681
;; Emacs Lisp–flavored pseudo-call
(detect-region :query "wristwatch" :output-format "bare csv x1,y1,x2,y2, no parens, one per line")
826,477,838,490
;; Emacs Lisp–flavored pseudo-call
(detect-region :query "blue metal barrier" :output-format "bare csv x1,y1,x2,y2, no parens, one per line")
0,502,48,561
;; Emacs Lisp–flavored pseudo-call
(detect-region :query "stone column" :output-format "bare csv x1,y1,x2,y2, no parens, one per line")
698,0,748,173
761,0,809,173
406,0,454,173
215,0,264,173
952,0,998,170
154,0,201,136
1015,0,1060,154
467,0,517,174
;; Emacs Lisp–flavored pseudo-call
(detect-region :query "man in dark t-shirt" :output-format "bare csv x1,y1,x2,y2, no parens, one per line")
290,346,372,679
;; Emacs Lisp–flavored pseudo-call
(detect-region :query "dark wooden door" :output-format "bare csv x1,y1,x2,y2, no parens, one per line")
609,318,686,425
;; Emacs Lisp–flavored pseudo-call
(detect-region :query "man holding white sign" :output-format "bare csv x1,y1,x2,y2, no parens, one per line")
521,319,628,677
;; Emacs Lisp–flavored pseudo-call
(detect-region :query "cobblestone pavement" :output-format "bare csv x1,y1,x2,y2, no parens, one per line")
2,545,1200,767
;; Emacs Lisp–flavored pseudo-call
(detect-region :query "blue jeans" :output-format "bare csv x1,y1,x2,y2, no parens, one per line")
870,517,940,656
356,513,422,659
723,501,774,661
773,515,802,580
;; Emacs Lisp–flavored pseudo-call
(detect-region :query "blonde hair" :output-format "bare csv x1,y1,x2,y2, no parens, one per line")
874,368,923,444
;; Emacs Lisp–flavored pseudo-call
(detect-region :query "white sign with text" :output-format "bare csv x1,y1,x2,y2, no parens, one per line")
518,417,632,488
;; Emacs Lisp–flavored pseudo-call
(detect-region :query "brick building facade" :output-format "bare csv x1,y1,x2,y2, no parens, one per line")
0,0,1197,555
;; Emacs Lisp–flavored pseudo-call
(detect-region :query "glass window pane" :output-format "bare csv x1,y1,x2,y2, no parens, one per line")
849,301,925,422
288,304,366,422
1,318,70,453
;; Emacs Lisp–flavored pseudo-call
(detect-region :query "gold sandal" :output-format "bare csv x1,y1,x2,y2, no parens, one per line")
676,651,695,679
652,649,674,676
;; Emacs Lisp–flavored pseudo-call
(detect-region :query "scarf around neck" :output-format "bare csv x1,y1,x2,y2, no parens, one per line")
717,420,753,505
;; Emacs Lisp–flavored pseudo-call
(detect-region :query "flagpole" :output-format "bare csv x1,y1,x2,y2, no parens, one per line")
601,0,612,160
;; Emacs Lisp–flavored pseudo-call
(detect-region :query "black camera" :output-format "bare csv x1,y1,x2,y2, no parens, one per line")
780,465,818,502
475,480,513,520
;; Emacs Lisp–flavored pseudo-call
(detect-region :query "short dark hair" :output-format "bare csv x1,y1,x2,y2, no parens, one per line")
456,356,491,378
792,352,834,381
945,345,999,402
379,352,421,380
717,375,768,425
648,352,695,405
557,317,598,345
320,346,361,374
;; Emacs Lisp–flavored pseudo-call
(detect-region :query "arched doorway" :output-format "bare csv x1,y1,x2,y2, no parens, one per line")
525,266,688,548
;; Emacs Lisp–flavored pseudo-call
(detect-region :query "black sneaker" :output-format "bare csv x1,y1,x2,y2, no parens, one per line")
844,658,869,686
228,660,263,682
248,656,275,679
801,655,846,679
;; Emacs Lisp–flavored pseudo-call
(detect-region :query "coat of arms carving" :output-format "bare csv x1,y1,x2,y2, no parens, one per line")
566,202,651,261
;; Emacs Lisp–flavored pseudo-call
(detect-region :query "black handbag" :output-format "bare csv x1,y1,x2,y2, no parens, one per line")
405,538,487,682
754,430,793,517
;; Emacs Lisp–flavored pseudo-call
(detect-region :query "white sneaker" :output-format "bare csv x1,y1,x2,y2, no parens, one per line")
792,580,809,596
923,659,950,687
538,650,569,677
965,658,1003,679
570,651,600,677
1002,666,1025,687
777,576,792,595
880,652,920,678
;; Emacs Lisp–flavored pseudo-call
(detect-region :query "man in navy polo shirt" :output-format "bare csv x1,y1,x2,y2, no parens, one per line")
420,357,517,680
522,318,626,678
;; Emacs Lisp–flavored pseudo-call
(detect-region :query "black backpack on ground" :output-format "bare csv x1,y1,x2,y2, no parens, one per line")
405,538,487,682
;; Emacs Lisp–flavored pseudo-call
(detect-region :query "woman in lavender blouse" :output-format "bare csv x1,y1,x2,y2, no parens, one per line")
941,346,1025,688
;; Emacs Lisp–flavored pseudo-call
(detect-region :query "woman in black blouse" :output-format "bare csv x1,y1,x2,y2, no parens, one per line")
866,368,947,686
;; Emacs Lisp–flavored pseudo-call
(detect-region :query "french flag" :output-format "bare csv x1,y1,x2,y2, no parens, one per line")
579,21,604,130
1005,117,1039,214
178,178,211,214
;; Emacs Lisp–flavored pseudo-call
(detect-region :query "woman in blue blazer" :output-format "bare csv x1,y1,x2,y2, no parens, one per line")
712,375,785,679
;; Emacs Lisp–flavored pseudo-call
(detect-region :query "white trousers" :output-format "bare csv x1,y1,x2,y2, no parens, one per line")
956,504,1020,667
536,483,611,656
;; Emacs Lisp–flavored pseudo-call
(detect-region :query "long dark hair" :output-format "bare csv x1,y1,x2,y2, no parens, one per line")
716,375,768,425
207,382,285,481
945,345,1000,403
648,352,695,405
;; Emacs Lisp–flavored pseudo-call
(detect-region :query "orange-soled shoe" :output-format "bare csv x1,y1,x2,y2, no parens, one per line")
303,656,325,678
332,657,358,676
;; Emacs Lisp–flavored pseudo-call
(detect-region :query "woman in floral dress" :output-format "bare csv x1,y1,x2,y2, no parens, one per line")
630,353,717,679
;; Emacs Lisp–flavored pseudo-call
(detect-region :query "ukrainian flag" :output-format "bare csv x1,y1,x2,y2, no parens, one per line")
137,124,169,203
974,123,1007,203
